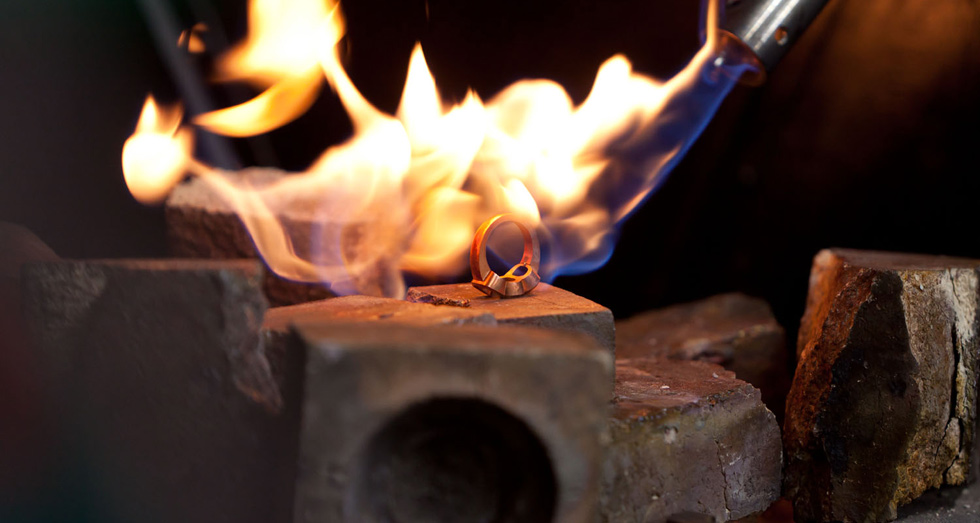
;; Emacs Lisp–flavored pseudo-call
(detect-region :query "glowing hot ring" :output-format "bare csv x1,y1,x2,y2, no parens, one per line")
470,214,541,298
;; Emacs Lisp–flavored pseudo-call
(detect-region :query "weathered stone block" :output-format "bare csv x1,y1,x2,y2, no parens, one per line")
290,322,613,523
602,358,782,522
616,293,789,415
785,249,980,522
406,282,615,354
21,259,300,523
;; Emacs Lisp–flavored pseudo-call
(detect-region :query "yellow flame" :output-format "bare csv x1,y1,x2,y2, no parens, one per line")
193,0,344,136
178,23,207,53
217,0,344,84
123,0,729,296
122,96,192,204
193,66,322,137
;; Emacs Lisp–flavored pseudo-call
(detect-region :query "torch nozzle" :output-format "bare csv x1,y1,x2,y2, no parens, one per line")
721,0,831,75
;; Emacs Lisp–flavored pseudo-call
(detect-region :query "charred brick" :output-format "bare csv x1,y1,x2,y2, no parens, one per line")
785,249,980,522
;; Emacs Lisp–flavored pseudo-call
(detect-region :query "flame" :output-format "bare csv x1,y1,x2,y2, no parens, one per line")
193,0,344,136
122,0,754,296
122,96,193,204
177,23,207,54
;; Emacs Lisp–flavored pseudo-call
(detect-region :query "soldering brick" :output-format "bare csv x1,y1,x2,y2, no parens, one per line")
291,322,612,523
601,358,782,522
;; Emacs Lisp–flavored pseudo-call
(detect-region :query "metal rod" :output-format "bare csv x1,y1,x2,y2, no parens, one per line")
135,0,240,169
721,0,832,72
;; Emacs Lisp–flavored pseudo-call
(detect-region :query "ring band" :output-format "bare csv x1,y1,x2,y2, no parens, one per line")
470,214,541,298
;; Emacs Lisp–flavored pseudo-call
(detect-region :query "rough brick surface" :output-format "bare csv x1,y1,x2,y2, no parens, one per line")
602,358,782,522
21,259,301,523
261,295,496,392
785,249,980,522
406,282,615,354
291,322,613,523
616,293,789,414
263,295,495,332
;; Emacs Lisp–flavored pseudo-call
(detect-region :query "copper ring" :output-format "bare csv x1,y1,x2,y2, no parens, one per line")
470,214,541,298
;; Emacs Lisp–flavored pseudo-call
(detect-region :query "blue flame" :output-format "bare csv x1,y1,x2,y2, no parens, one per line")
543,19,757,280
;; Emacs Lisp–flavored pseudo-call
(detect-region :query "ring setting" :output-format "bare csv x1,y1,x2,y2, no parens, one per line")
470,214,541,298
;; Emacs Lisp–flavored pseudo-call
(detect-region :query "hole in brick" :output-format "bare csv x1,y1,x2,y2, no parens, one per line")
352,397,556,523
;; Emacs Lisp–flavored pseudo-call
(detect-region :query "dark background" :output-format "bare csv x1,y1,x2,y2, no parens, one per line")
2,0,979,345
